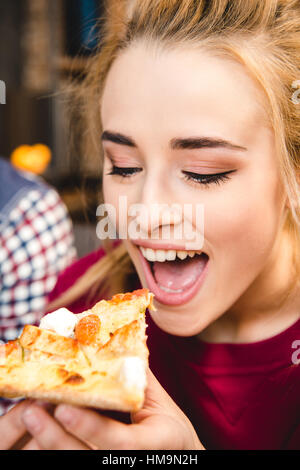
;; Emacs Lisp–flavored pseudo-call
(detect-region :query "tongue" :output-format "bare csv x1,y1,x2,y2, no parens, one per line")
152,255,207,291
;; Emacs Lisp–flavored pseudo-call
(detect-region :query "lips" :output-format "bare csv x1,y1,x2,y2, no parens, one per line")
136,246,209,306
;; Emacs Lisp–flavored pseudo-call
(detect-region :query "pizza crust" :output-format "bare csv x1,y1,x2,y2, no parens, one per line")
0,358,145,412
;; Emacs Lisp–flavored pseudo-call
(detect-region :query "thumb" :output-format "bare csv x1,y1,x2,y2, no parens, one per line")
131,367,183,423
129,369,202,450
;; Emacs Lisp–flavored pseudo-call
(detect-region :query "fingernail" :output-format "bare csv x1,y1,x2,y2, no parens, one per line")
22,407,42,433
55,404,75,426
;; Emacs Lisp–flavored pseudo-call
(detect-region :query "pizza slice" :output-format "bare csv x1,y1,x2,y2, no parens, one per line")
0,288,155,412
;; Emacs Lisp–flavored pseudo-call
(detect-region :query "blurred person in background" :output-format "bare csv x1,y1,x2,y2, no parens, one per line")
0,156,76,414
0,156,76,343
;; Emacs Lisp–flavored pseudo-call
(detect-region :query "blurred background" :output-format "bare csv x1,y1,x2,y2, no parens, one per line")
0,0,106,257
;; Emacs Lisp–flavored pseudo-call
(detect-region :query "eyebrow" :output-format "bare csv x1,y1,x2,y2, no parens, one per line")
101,130,247,152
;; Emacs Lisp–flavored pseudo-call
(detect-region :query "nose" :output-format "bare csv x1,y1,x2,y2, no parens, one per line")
129,171,205,248
130,175,183,240
132,203,182,239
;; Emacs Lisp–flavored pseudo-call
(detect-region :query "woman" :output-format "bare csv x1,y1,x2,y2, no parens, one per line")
1,0,300,450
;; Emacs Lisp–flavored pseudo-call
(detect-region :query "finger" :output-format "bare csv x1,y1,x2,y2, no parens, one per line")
22,404,89,450
55,405,132,450
132,368,185,423
9,431,33,450
22,438,42,450
54,368,191,450
54,368,180,450
132,413,186,450
130,369,200,449
146,367,183,407
134,369,204,449
55,402,185,450
0,400,32,450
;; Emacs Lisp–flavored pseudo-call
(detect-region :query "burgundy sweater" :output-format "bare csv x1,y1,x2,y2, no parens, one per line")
47,246,300,450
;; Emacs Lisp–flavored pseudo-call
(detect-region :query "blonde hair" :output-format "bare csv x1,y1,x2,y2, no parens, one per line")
48,0,300,311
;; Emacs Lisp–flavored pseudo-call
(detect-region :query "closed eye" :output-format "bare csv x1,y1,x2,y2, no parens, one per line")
182,170,236,187
106,165,142,177
106,165,236,187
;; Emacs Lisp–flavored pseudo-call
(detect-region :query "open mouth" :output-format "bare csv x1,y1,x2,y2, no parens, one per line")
137,246,209,306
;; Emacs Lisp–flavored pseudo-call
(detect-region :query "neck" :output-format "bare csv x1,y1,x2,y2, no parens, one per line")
198,228,300,343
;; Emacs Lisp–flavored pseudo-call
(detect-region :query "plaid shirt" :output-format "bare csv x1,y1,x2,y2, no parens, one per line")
0,161,77,415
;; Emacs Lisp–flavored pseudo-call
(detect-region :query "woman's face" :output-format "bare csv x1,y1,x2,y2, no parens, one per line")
101,41,287,336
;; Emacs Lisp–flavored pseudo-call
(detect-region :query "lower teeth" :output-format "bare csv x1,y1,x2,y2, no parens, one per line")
158,285,183,293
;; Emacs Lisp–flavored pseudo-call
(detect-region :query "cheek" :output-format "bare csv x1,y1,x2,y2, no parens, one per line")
102,178,138,236
103,180,114,206
204,170,283,271
102,178,120,229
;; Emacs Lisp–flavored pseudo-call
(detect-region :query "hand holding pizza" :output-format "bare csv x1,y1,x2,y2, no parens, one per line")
0,399,37,450
0,289,204,449
21,368,204,450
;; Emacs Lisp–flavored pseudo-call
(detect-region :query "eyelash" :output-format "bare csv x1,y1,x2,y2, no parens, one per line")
106,165,235,187
106,166,142,178
182,170,236,186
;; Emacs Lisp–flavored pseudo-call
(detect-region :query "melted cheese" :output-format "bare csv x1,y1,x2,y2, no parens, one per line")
39,308,78,337
118,356,147,391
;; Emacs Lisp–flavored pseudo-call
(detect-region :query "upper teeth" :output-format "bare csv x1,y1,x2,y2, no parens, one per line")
140,247,202,262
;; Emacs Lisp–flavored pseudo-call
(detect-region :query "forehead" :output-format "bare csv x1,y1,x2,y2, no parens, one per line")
101,41,270,146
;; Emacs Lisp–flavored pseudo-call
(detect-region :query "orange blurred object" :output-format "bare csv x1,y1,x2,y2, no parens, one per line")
10,144,52,174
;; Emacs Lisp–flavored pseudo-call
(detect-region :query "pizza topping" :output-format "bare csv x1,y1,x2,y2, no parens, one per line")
56,368,85,384
0,288,152,412
109,288,156,313
39,308,78,337
22,327,41,346
110,288,149,304
64,373,85,385
118,356,147,391
21,346,25,362
0,342,16,364
56,368,70,379
20,325,79,359
75,314,101,346
4,341,19,356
